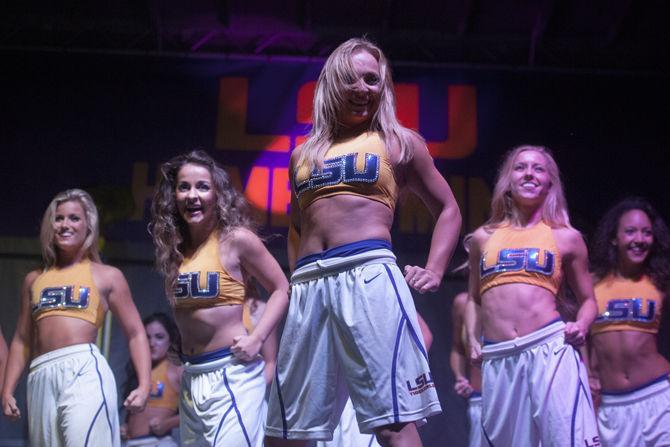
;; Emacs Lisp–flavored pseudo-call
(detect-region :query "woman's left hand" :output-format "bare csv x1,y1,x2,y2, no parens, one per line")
149,416,170,436
404,265,441,294
231,333,262,362
564,321,587,347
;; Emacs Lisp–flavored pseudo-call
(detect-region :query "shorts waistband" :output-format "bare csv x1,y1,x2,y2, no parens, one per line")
126,435,174,446
469,393,482,405
292,247,396,284
295,239,392,270
181,346,232,365
482,320,565,359
30,343,99,371
601,374,670,406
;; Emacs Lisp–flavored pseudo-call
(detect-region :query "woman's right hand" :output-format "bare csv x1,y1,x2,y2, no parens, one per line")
454,377,473,398
2,394,20,421
469,339,482,366
120,423,128,440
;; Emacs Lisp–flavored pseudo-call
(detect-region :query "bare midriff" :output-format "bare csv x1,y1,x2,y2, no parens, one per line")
297,195,393,258
592,330,670,391
126,406,175,439
34,316,99,356
480,283,560,342
175,304,246,356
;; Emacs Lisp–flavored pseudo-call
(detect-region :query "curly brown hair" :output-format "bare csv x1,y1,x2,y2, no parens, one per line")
590,197,670,293
150,150,254,297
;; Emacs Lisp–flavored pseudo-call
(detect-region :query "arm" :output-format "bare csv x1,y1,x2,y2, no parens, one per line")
100,265,151,413
560,230,598,347
2,271,38,420
0,325,8,395
259,316,279,385
585,339,601,408
416,312,433,352
450,292,473,397
287,149,301,272
403,135,462,293
465,229,486,364
231,230,290,361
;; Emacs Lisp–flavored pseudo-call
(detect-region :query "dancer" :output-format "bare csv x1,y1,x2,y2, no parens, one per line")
465,145,599,446
122,313,182,446
150,150,289,446
449,287,482,447
589,197,670,446
1,189,150,446
266,37,461,446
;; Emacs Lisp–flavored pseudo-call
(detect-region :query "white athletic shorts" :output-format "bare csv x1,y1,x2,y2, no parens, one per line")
598,375,670,447
27,343,120,447
266,242,441,441
315,398,381,447
124,435,178,446
480,320,599,447
467,393,482,447
180,347,266,447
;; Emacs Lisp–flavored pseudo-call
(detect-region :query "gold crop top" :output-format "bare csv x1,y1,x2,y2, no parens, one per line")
31,259,105,327
479,222,563,295
294,132,398,212
175,232,247,308
591,274,663,335
147,359,179,411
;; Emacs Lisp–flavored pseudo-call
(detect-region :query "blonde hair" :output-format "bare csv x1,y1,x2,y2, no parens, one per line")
40,189,101,268
486,145,572,230
298,37,421,171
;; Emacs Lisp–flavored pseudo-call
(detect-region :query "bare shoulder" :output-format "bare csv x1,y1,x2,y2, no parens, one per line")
552,226,586,257
23,269,42,290
470,227,492,250
290,145,302,168
453,291,468,310
227,227,262,248
226,227,263,252
90,262,126,285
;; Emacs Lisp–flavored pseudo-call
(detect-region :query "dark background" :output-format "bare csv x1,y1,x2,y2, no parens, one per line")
1,1,668,445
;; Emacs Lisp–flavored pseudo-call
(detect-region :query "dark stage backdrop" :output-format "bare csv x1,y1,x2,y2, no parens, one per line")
0,49,668,445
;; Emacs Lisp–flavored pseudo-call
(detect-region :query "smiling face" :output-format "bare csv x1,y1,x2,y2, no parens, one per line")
146,320,171,363
614,209,653,271
337,49,382,130
175,163,217,229
53,200,88,255
509,150,552,208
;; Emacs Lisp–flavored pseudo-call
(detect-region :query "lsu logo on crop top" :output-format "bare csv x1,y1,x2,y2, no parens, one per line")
175,272,220,299
479,222,563,295
31,259,105,327
175,231,246,307
293,132,398,211
295,152,380,196
591,275,663,335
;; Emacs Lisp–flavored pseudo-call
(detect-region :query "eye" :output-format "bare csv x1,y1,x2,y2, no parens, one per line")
534,166,546,173
177,182,190,192
364,73,380,85
196,181,211,191
70,215,81,222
